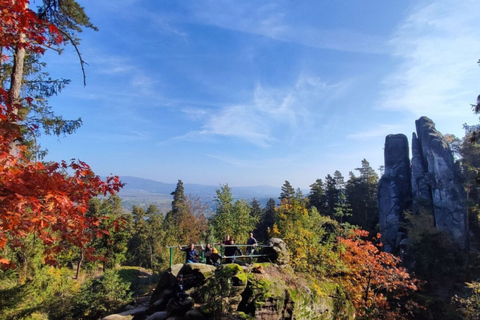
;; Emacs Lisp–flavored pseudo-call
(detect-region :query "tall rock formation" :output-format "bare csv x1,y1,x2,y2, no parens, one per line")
412,116,466,248
378,134,412,253
379,117,467,252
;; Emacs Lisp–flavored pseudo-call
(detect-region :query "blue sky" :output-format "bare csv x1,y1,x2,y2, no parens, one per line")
39,0,480,189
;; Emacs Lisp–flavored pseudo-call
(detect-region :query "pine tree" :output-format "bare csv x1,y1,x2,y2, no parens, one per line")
250,198,262,219
345,159,379,233
308,178,325,213
255,198,276,243
279,180,295,202
127,206,151,267
324,174,340,218
210,184,256,243
164,180,206,245
2,0,97,156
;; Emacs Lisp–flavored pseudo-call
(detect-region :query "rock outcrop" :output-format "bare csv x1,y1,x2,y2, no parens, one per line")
378,117,467,252
413,117,466,248
258,237,290,265
104,239,355,320
378,134,411,253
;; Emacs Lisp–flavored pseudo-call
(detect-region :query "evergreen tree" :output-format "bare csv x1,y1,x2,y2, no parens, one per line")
250,198,262,219
308,178,325,213
334,170,345,191
295,187,308,206
87,195,130,270
3,0,97,156
146,203,161,215
255,198,276,243
345,159,379,234
164,180,188,243
210,184,257,243
147,211,165,271
324,174,340,218
164,180,207,245
170,179,187,221
333,192,352,224
279,180,295,202
127,206,151,267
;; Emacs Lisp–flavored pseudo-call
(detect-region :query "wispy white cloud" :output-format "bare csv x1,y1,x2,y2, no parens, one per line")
378,0,480,117
176,75,345,147
347,124,402,140
97,65,133,75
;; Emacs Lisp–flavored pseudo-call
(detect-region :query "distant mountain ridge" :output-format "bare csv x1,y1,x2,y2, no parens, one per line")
114,176,282,211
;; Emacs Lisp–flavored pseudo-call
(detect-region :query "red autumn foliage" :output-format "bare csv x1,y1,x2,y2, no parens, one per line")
0,0,123,267
0,0,62,55
338,229,420,319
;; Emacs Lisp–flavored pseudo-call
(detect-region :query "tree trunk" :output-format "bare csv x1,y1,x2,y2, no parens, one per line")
9,44,25,111
75,250,84,280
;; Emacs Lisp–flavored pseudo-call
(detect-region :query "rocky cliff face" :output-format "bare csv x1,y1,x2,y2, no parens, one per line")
378,117,467,253
378,134,411,253
413,117,466,247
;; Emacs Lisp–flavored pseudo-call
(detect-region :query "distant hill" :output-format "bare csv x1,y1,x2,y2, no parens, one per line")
115,176,282,212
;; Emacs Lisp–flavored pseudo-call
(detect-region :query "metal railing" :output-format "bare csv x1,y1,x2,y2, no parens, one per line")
168,244,270,267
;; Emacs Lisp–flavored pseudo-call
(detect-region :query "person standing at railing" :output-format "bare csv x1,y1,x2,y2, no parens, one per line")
246,232,258,255
246,232,258,264
222,234,231,245
179,243,199,263
223,239,242,263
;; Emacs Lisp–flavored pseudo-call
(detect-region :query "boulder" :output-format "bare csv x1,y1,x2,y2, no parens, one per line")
102,315,134,320
378,134,411,253
258,238,290,265
166,297,194,317
184,308,207,320
150,264,183,305
145,311,168,320
177,263,216,290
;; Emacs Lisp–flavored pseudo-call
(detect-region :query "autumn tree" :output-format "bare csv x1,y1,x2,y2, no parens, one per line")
0,0,123,268
1,0,97,153
338,229,419,319
271,197,340,274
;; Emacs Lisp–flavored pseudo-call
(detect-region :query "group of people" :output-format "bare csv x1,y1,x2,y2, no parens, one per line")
178,232,258,265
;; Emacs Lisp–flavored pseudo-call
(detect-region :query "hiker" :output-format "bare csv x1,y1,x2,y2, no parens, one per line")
204,243,220,266
246,232,258,255
222,234,231,245
174,274,189,303
179,243,199,263
246,232,258,264
223,239,242,264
